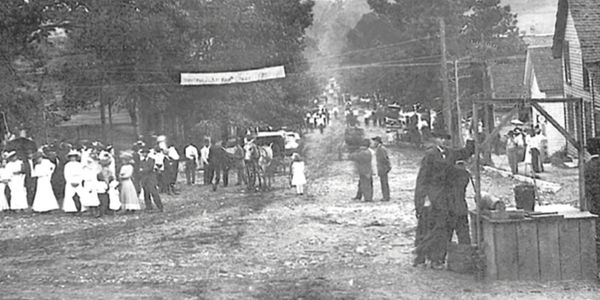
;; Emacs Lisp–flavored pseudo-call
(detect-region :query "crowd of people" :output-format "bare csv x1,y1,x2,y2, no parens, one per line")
305,106,332,134
0,136,186,216
505,125,545,175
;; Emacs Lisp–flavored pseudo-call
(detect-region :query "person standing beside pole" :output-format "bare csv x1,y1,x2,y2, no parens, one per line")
413,132,453,269
505,130,519,174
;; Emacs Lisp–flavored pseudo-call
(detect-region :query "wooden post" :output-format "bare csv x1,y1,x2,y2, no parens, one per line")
454,60,464,146
473,102,482,246
108,100,113,144
439,18,452,140
577,99,587,211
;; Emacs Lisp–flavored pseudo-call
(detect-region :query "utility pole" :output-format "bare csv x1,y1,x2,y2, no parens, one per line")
439,18,453,142
454,59,464,146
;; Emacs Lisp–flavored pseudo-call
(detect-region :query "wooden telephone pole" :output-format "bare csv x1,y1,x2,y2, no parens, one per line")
439,18,453,143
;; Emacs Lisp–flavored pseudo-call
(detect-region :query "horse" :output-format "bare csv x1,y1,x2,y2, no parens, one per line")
244,140,273,191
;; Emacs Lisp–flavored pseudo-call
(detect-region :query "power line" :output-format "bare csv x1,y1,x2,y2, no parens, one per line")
306,36,436,63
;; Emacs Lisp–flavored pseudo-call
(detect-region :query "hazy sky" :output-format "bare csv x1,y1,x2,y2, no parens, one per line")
502,0,557,35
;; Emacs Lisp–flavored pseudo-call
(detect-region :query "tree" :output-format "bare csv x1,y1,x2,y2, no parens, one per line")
340,0,525,127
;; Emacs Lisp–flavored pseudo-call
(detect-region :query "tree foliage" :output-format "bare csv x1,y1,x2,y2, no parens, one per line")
1,0,318,143
341,0,526,110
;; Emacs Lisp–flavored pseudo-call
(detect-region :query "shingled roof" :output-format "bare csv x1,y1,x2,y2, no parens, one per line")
527,46,564,94
552,0,600,63
488,56,527,99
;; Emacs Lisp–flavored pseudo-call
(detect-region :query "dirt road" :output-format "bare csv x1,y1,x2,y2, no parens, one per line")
1,117,599,299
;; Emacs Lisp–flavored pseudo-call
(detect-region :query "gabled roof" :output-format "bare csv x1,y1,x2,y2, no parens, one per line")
526,46,564,93
488,56,527,99
552,0,600,63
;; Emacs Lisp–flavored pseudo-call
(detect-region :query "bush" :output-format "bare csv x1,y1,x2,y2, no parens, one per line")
549,148,572,169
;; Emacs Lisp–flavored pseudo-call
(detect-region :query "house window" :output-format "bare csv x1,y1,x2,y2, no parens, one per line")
564,41,572,85
585,101,593,140
583,64,590,91
566,101,575,135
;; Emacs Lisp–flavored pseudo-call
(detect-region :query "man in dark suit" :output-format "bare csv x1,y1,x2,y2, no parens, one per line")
139,147,163,212
413,132,453,269
371,136,391,201
446,160,472,245
350,139,373,202
23,150,36,207
208,140,227,191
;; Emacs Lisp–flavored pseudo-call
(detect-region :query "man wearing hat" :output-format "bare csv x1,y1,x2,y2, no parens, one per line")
445,159,472,246
139,147,163,212
371,136,391,201
63,149,84,213
413,132,453,269
184,141,199,185
349,138,373,202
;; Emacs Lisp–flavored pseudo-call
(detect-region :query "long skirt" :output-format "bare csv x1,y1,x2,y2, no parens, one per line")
0,183,8,211
80,180,100,207
32,177,59,212
9,175,28,210
108,186,121,211
120,179,141,210
63,183,86,213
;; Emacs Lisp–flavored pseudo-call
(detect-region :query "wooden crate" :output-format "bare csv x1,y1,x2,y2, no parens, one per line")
469,210,597,281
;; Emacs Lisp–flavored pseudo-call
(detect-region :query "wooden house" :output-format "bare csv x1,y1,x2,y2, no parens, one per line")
524,45,566,156
552,0,600,145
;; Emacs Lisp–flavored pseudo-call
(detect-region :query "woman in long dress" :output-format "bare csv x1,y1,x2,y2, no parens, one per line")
63,150,84,213
81,156,101,217
0,158,11,212
31,152,59,213
6,152,28,211
119,153,141,212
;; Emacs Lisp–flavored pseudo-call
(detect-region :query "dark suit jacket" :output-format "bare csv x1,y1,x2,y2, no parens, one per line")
445,140,475,164
375,145,391,175
139,157,157,185
208,145,226,166
349,147,372,177
414,146,452,212
446,166,471,216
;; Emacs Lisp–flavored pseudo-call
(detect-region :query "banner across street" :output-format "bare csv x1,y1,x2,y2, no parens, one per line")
180,65,286,86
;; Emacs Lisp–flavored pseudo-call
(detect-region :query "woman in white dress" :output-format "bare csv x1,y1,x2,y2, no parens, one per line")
6,152,28,211
31,152,59,213
0,157,11,212
289,153,307,195
119,153,141,212
63,150,84,213
81,155,101,217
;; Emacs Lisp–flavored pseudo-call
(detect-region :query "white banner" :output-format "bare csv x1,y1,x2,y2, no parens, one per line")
180,66,285,86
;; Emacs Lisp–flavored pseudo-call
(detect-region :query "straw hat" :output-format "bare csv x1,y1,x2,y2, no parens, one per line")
67,149,81,158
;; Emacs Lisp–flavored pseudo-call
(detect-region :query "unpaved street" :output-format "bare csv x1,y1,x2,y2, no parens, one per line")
1,117,599,299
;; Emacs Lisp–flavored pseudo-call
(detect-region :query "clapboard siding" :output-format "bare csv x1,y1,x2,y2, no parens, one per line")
562,10,596,156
